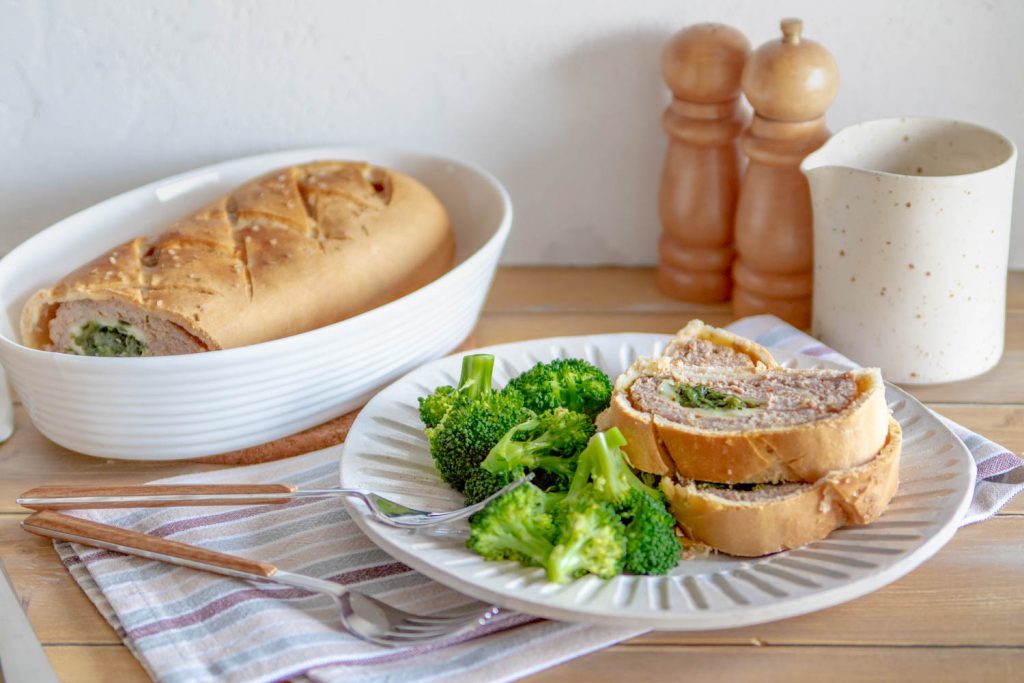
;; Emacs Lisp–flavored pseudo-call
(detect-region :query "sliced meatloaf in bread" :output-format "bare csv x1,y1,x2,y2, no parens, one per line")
598,357,889,483
22,161,454,356
660,417,902,556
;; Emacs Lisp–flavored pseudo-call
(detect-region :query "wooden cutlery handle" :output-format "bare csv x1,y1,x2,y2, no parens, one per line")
18,484,297,509
22,510,278,578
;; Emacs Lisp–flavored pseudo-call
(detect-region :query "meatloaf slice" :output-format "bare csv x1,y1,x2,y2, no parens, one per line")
598,357,890,484
663,319,779,370
660,417,902,556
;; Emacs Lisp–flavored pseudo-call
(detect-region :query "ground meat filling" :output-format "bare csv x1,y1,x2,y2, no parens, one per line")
629,371,859,430
693,482,809,501
667,338,756,369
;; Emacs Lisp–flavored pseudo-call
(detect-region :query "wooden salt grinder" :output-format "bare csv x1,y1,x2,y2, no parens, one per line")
732,18,838,327
656,23,751,302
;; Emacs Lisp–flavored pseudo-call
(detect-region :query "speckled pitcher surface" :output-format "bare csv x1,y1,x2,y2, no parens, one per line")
802,117,1016,384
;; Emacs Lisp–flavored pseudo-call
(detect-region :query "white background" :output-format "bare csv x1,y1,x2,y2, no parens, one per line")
2,0,1022,267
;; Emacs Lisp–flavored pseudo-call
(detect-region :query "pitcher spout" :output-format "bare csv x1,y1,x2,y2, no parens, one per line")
799,143,842,180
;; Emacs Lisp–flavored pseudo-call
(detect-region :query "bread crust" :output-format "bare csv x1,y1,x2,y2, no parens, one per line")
596,320,778,476
601,357,890,484
660,417,902,557
664,319,780,369
21,161,455,353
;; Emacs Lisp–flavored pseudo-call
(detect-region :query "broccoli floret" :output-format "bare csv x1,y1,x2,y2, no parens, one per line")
463,467,520,505
467,483,556,567
481,408,594,489
505,358,613,420
418,385,457,428
545,497,626,583
620,490,680,576
418,354,495,428
567,428,662,507
427,390,533,492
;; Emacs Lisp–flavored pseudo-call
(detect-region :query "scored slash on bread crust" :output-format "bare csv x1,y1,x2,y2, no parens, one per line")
21,161,455,355
660,417,902,557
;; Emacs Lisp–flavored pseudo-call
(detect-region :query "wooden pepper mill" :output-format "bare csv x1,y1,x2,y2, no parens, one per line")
732,18,838,327
656,23,751,302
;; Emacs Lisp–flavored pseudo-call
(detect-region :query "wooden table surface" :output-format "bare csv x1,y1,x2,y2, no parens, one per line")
2,267,1022,682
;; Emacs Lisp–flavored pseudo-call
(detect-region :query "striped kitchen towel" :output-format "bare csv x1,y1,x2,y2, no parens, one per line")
53,315,1023,682
729,314,1024,524
54,450,642,683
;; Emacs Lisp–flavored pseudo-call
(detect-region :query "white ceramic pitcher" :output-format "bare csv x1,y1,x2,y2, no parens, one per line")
801,117,1016,384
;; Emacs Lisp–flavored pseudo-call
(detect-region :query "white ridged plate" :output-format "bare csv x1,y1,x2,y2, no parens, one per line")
340,334,976,629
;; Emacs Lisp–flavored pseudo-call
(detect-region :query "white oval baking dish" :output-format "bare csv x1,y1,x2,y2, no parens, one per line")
0,147,512,459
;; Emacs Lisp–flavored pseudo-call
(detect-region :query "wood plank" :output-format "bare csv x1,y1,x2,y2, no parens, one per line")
633,517,1024,648
0,515,122,645
487,267,1024,314
932,403,1024,455
485,267,733,314
41,642,1024,683
1009,271,1024,310
473,311,736,348
4,514,1020,648
45,645,148,683
902,352,1024,405
528,644,1023,683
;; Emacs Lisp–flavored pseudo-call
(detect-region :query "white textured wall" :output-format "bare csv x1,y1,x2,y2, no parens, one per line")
2,0,1022,267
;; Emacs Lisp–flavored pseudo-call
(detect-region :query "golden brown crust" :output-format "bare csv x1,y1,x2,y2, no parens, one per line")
601,357,890,484
664,319,780,369
660,418,902,557
21,161,455,353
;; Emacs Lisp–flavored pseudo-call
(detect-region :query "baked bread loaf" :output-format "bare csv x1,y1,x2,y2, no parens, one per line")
661,417,901,556
21,161,455,356
598,357,890,483
664,319,779,370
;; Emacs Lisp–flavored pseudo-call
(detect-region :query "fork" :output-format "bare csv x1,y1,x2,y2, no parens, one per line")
21,510,503,647
17,477,529,529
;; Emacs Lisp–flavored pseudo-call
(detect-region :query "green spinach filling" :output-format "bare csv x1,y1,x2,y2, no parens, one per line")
658,380,760,410
70,321,147,357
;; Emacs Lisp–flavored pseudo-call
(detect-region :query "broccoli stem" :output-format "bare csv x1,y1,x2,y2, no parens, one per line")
547,535,589,583
568,428,660,504
501,521,555,567
457,354,495,400
482,416,579,483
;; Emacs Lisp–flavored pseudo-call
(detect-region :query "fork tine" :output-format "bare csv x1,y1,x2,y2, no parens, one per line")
403,604,499,625
374,475,533,528
400,614,482,628
373,623,484,646
375,628,464,642
390,622,460,634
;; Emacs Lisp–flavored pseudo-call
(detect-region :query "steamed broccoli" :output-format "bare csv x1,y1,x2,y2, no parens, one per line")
566,428,662,507
418,354,496,428
505,358,613,420
463,467,520,505
620,489,680,576
427,389,533,492
467,482,556,567
418,385,458,429
480,408,594,489
546,497,627,583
